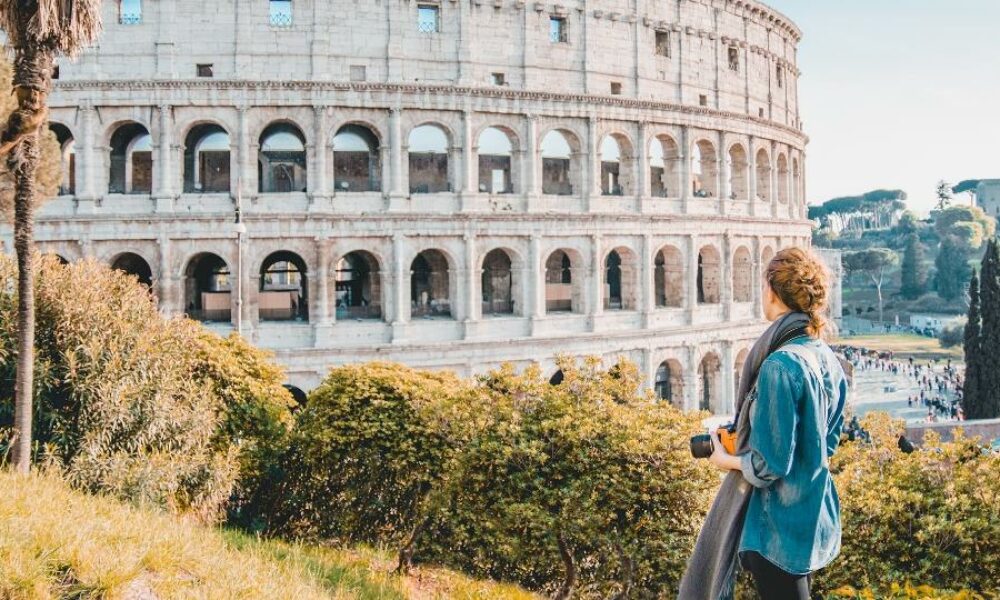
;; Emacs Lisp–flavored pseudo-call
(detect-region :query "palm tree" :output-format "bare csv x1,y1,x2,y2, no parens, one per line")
0,0,103,474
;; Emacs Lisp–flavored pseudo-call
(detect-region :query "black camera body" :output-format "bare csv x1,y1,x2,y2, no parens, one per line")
690,423,738,459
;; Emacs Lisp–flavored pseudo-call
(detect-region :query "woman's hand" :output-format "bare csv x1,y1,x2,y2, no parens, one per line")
707,429,742,472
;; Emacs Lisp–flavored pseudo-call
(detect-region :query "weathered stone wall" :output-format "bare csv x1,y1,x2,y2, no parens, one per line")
0,0,812,414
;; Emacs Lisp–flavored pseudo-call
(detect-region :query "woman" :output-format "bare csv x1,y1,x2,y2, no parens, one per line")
678,247,849,600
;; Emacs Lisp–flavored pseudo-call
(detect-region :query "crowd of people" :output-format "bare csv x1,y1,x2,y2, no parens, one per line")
835,345,965,423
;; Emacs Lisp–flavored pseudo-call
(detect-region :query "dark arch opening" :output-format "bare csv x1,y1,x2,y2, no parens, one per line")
111,252,153,288
184,123,231,193
259,251,309,322
336,250,382,320
184,253,231,322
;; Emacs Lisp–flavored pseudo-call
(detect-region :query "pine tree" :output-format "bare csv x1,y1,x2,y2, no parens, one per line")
935,236,970,301
962,270,983,418
977,239,1000,419
900,233,927,299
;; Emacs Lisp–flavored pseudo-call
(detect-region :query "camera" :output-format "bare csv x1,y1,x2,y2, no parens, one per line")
691,423,738,459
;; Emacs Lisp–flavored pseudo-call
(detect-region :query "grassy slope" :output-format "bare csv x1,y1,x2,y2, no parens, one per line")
0,472,536,600
835,333,963,362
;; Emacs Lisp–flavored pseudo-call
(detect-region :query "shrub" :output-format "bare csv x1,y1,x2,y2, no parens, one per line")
817,413,1000,594
0,256,294,521
430,357,717,598
937,320,966,348
269,362,474,569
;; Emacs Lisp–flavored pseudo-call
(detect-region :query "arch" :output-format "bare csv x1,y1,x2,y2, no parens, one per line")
183,123,231,193
755,147,772,203
654,245,685,308
408,124,450,194
259,122,307,193
183,253,231,322
728,143,749,201
541,129,580,196
283,384,308,408
649,134,680,198
599,134,634,196
481,248,517,316
478,126,514,194
544,248,583,313
732,246,753,303
604,247,638,311
691,139,718,198
698,352,722,412
49,123,75,195
411,249,452,318
111,252,153,288
259,250,309,322
697,245,721,304
762,245,775,269
333,124,382,193
335,250,382,320
108,122,152,194
734,347,750,399
654,359,685,406
777,153,790,204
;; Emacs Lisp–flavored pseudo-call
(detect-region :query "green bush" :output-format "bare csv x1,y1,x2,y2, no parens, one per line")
817,413,1000,594
937,320,966,348
268,362,473,568
0,256,294,522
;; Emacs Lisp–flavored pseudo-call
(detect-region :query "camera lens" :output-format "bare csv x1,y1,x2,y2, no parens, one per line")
690,433,713,459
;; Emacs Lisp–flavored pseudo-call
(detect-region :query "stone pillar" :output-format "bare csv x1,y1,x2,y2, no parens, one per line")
718,131,730,212
584,116,598,211
722,233,733,321
722,341,736,414
591,233,604,320
637,121,650,200
237,106,252,201
687,234,699,324
153,104,173,212
529,234,544,321
388,108,405,198
524,115,540,209
752,236,763,319
156,234,174,316
685,344,700,412
640,233,654,327
315,237,333,326
747,134,758,215
391,233,408,341
770,140,779,216
310,105,330,208
463,233,479,337
460,110,476,210
76,103,97,213
680,125,691,213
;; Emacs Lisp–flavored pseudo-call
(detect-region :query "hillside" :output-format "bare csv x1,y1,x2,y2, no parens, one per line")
0,472,536,600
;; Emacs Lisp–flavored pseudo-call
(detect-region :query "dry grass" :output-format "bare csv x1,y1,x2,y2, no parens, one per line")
0,472,537,600
835,333,964,362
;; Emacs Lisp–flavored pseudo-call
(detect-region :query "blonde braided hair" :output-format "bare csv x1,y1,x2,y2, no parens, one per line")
765,247,833,339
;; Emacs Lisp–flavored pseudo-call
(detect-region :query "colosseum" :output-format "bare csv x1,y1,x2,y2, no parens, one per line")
2,0,811,412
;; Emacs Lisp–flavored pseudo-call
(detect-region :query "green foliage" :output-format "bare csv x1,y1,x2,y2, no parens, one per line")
812,226,838,248
962,271,984,419
952,180,981,195
935,180,954,210
818,414,1000,594
268,362,473,556
973,241,1000,419
900,233,928,300
937,320,965,349
810,190,907,232
935,206,996,251
934,237,971,301
0,256,294,522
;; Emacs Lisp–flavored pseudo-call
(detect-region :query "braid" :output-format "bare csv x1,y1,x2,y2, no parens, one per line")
766,247,834,340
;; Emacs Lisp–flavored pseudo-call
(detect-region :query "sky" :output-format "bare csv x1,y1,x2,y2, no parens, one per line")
764,0,1000,214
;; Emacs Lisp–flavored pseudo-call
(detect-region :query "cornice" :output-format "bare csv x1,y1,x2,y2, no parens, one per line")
53,79,808,143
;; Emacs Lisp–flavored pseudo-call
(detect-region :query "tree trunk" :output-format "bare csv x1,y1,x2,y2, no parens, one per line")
553,533,576,600
7,45,53,474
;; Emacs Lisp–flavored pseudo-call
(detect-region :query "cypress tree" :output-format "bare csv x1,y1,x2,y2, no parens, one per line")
935,237,968,301
962,270,983,418
901,232,927,299
978,239,1000,418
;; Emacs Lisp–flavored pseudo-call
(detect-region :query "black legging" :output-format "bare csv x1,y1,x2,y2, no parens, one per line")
741,551,811,600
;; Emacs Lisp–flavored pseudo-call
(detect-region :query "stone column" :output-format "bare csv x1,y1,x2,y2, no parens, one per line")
584,115,598,211
685,344,700,412
237,106,252,201
463,233,479,337
591,234,604,320
388,107,405,199
747,134,758,215
153,104,173,212
687,234,699,324
752,236,763,319
310,105,330,208
722,232,733,321
460,110,476,210
722,342,736,414
640,233,654,327
315,237,333,326
529,234,544,321
718,131,730,213
524,115,540,208
680,125,691,213
156,234,174,316
76,103,97,213
391,233,408,341
770,140,779,216
637,121,650,200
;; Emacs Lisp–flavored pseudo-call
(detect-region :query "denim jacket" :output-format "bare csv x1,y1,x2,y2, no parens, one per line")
738,335,848,575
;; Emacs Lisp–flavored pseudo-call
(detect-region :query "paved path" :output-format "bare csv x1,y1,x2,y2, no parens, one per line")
850,363,959,423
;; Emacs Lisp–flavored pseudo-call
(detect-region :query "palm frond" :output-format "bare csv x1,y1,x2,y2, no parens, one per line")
0,0,103,55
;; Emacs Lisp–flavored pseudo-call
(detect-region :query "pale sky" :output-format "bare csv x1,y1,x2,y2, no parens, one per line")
764,0,1000,214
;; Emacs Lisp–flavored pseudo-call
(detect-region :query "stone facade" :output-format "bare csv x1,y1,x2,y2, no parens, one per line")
975,180,1000,219
0,0,812,413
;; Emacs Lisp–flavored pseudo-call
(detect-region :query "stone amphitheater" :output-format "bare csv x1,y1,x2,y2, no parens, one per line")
1,0,812,412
